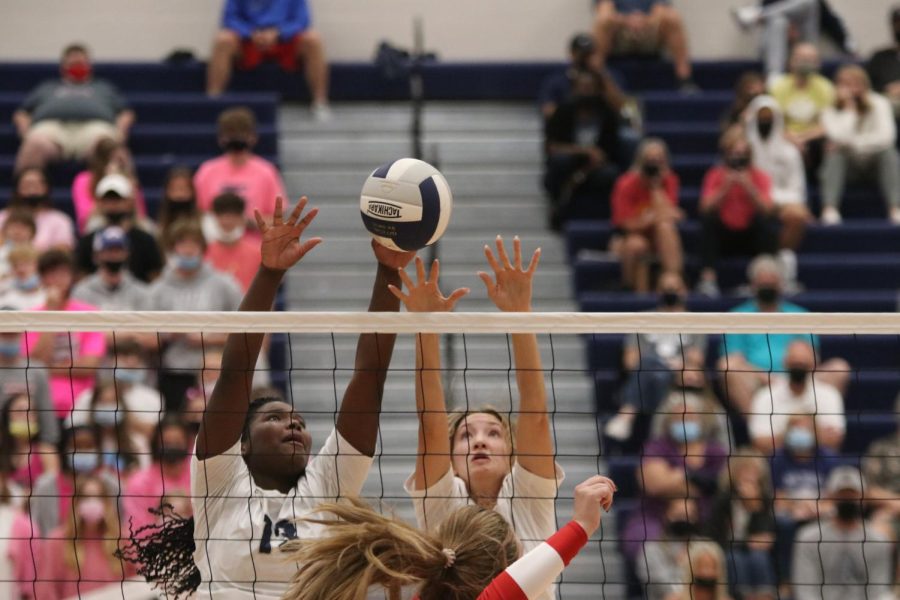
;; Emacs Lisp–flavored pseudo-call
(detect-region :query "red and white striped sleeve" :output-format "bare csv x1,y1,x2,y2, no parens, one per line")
477,521,589,600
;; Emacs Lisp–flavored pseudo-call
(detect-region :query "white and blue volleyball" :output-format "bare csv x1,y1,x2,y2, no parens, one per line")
360,158,453,252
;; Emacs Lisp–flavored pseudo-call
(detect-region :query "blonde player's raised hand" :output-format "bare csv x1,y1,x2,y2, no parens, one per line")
479,235,541,313
572,475,618,537
389,256,469,313
255,196,322,271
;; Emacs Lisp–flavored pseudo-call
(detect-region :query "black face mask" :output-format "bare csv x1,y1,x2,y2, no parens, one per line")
21,194,48,208
642,162,662,179
694,577,718,589
727,155,751,170
835,500,862,522
104,211,129,225
788,367,808,385
574,94,600,109
756,286,779,305
661,290,683,308
222,138,251,153
160,447,189,465
666,520,696,538
101,260,125,274
757,120,774,139
167,200,195,215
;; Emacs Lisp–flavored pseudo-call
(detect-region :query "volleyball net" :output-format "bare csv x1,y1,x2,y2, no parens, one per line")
0,311,897,599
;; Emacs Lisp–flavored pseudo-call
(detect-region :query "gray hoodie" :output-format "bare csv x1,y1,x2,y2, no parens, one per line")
745,94,807,206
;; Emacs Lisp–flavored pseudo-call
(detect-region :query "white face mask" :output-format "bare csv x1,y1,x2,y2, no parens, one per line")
216,224,245,244
201,213,244,244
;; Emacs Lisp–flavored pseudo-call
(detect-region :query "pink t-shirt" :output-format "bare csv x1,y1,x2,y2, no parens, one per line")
9,443,43,490
123,459,192,532
206,237,261,292
0,209,74,251
24,300,106,417
193,155,286,218
70,171,148,234
34,527,130,599
7,511,38,600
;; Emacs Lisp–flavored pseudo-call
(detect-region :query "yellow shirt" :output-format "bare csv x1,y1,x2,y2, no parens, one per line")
769,74,836,135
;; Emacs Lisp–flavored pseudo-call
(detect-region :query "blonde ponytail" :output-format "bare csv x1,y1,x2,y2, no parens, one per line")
281,499,519,600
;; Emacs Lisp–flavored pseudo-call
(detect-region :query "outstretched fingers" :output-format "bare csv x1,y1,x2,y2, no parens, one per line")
526,248,542,275
297,237,323,259
483,244,502,276
294,206,319,235
477,271,495,293
254,209,268,234
286,196,309,227
386,284,408,303
415,256,426,285
495,235,512,269
445,287,470,308
428,259,441,286
273,197,284,226
513,236,523,270
397,266,416,291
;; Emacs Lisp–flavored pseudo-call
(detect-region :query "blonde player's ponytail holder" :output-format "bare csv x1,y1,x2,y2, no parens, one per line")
441,548,457,568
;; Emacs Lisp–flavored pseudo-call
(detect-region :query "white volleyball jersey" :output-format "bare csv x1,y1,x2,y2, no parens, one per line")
191,429,372,599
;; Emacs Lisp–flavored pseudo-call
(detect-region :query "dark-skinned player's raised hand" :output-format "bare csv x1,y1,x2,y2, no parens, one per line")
254,196,322,272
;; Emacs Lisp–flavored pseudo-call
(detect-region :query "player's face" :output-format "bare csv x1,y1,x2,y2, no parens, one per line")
451,413,512,483
245,401,312,474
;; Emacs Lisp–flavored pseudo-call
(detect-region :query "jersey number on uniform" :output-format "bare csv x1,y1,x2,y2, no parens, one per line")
259,514,298,553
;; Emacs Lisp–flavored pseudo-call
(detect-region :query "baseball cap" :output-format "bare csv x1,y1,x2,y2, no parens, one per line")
825,466,865,494
95,173,133,199
93,226,129,252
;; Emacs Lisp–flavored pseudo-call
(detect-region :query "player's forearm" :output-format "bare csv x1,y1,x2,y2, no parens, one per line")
354,264,402,373
416,333,449,445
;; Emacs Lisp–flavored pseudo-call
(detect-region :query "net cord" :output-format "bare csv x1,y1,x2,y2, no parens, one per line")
0,311,898,334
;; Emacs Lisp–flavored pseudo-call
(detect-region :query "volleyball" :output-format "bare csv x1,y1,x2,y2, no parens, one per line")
359,158,453,252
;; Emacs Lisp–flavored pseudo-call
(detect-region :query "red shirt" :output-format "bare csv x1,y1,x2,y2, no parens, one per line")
700,165,772,231
206,236,261,293
611,170,680,228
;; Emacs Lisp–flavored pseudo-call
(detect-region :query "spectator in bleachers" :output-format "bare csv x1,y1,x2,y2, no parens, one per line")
820,65,900,225
204,192,261,292
771,414,843,593
622,393,728,563
34,474,131,599
0,471,34,600
672,540,731,600
75,174,164,284
708,452,777,600
207,0,330,118
0,327,59,474
861,397,900,540
12,44,135,173
194,107,287,222
123,415,192,533
769,44,833,165
0,168,74,252
634,497,700,600
0,393,49,490
84,383,144,476
543,70,622,228
609,138,683,292
718,256,850,415
605,272,705,441
0,213,37,291
72,226,148,312
72,137,147,234
697,130,776,297
146,220,242,409
157,167,199,245
24,250,105,419
648,388,733,450
748,340,845,455
867,7,900,119
0,245,45,311
540,33,623,118
722,71,767,132
592,0,698,92
792,466,896,600
745,95,810,288
30,424,119,537
732,0,820,79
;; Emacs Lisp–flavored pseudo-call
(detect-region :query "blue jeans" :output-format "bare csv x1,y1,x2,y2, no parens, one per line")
619,355,673,415
727,546,777,599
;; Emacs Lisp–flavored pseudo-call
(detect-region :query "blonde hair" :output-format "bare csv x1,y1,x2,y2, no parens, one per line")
719,447,772,496
62,475,123,576
678,540,729,600
281,498,519,600
7,244,38,266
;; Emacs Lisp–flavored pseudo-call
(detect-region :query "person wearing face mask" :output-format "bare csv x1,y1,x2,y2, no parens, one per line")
697,130,776,297
123,416,193,533
867,7,900,120
609,138,683,293
745,96,810,288
718,255,849,417
146,220,243,410
635,498,701,600
204,192,261,292
708,453,777,600
0,168,75,252
820,64,900,225
792,467,895,600
72,226,148,312
24,250,106,419
74,174,164,284
12,44,134,173
768,44,834,162
194,107,287,223
605,272,706,442
84,382,144,476
157,166,200,244
748,340,846,455
34,475,134,599
621,398,728,564
0,244,46,310
673,541,733,600
0,393,51,490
